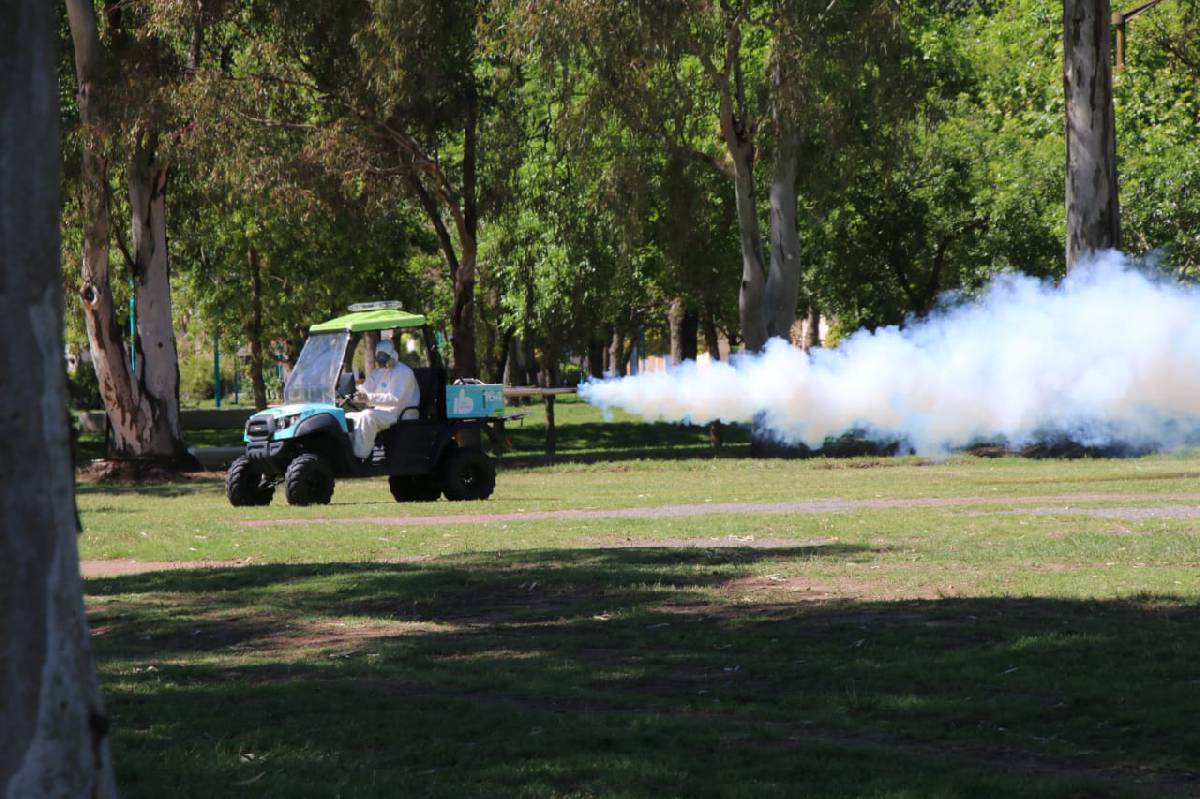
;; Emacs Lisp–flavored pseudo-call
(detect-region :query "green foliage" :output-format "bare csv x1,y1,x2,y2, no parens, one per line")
68,362,103,411
58,0,1200,384
1116,0,1200,274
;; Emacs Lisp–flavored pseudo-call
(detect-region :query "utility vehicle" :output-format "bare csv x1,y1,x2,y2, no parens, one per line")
226,303,506,507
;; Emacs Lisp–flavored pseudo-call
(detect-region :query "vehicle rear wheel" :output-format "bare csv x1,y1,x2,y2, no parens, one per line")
284,453,334,505
388,475,441,503
226,455,274,507
441,447,495,501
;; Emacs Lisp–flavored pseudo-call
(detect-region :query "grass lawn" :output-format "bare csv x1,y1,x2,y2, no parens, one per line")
78,401,1200,797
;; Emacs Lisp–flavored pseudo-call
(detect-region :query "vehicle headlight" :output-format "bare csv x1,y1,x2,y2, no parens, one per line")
279,414,301,430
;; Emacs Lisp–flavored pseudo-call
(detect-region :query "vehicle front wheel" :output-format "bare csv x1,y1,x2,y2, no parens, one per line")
226,455,274,507
284,453,335,506
388,475,442,503
440,447,495,501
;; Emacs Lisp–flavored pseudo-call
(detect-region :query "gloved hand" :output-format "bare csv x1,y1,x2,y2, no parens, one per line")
353,390,370,405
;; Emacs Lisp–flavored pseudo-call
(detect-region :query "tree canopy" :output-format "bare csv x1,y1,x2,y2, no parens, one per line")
57,0,1200,430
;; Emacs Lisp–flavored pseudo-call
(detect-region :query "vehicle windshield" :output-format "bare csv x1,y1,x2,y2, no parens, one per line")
283,331,350,405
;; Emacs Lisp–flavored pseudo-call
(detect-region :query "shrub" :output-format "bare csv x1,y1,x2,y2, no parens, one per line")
68,363,103,410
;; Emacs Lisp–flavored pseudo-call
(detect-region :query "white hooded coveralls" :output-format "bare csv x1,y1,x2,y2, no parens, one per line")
347,340,420,458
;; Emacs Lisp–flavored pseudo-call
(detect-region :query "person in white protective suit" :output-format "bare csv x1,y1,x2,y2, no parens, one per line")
346,340,420,459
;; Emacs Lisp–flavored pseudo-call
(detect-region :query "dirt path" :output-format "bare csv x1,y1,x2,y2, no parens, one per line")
80,558,254,579
240,491,1200,529
83,491,1200,578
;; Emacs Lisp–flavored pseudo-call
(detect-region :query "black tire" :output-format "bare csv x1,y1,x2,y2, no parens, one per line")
284,453,335,506
226,455,274,507
440,447,495,501
388,475,442,503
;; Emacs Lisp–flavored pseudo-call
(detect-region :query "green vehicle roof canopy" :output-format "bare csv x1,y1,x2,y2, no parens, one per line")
310,308,427,333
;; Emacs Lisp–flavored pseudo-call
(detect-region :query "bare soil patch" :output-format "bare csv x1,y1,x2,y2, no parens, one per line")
80,558,254,578
77,459,217,484
585,535,839,549
1020,504,1200,520
80,555,431,579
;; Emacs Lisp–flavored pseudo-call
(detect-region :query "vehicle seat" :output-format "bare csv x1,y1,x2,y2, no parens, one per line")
411,367,437,419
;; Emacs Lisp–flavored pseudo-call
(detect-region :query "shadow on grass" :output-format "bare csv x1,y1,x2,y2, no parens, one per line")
75,480,224,498
88,550,1200,799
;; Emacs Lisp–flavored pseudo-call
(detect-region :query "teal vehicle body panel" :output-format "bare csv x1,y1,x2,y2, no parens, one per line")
244,403,348,443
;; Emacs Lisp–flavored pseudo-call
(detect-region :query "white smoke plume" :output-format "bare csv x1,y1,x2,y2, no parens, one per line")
581,253,1200,454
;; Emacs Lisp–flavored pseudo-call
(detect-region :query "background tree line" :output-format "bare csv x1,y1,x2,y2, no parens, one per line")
57,0,1200,460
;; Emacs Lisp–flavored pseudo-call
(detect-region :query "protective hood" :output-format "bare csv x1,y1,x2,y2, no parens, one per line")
375,340,399,367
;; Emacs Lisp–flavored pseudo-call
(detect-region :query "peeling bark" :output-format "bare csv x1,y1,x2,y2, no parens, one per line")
0,1,117,791
726,128,768,352
128,132,186,458
1064,0,1121,269
67,0,189,463
764,117,801,340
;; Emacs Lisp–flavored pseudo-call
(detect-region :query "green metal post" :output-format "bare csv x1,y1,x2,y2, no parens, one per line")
213,334,221,408
128,278,135,372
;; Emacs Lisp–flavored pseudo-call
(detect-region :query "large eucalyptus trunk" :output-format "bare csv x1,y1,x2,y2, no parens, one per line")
0,2,117,791
128,132,187,457
66,0,138,450
726,134,768,353
764,123,802,339
1063,0,1121,270
67,0,188,462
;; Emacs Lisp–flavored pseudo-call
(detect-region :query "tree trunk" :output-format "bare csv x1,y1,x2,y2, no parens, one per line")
764,121,802,340
710,27,768,353
1064,0,1121,270
586,338,606,378
362,330,379,377
609,330,626,377
247,246,267,409
726,134,768,352
804,305,821,351
66,0,139,455
128,132,187,459
68,0,189,463
701,303,722,363
668,297,685,365
451,94,480,380
0,2,117,790
504,336,524,386
681,309,699,361
498,328,515,384
451,239,478,379
700,303,723,447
